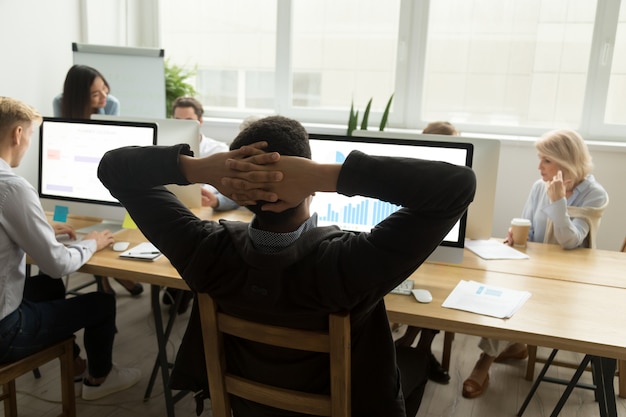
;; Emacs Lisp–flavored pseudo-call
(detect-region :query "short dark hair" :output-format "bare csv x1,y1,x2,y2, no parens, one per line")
230,115,311,219
230,115,310,158
172,96,204,119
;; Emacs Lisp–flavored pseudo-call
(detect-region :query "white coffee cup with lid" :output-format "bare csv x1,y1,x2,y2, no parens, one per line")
510,218,531,247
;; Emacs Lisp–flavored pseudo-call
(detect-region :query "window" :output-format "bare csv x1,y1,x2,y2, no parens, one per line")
159,0,626,141
291,1,400,113
160,0,276,113
605,2,626,125
422,0,596,130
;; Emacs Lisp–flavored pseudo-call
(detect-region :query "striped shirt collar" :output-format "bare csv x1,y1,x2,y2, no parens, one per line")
248,213,318,253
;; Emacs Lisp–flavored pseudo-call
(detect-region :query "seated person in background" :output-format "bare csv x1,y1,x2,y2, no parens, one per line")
239,114,265,131
462,128,609,399
165,96,240,313
0,97,141,401
53,64,140,297
172,96,238,210
393,120,460,385
420,120,459,136
53,64,120,118
98,115,477,416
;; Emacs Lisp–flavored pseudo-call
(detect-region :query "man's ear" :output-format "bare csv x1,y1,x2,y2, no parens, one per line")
11,125,23,145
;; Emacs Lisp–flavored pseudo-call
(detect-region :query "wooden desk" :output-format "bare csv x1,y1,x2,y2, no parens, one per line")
385,257,626,416
433,239,626,398
44,213,626,415
436,239,626,289
385,263,626,360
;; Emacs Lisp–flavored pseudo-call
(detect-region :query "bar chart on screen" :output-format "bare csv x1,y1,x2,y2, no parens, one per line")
315,194,401,232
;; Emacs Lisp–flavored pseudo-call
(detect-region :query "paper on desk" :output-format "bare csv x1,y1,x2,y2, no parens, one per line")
442,280,531,319
119,242,162,261
465,239,529,260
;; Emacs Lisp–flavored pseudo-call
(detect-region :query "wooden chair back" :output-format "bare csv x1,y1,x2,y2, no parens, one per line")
197,292,351,417
0,336,75,417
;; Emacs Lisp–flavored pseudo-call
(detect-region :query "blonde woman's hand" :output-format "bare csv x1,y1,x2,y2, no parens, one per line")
546,170,570,203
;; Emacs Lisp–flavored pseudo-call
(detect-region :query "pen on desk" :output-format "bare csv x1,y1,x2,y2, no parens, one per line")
127,251,160,255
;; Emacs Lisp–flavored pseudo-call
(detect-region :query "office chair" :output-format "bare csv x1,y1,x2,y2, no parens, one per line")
525,203,609,379
0,336,76,417
518,209,621,417
197,292,351,417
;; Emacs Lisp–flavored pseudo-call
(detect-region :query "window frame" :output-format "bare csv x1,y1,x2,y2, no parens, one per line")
155,0,626,142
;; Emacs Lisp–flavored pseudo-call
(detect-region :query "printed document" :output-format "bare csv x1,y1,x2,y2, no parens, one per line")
442,280,531,319
465,239,530,260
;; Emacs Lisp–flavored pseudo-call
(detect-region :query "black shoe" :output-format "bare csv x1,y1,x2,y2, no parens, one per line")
428,353,450,384
114,279,143,297
177,291,193,315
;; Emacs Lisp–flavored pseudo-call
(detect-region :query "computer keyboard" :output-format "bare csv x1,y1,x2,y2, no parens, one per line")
56,234,84,246
76,221,123,234
391,279,414,295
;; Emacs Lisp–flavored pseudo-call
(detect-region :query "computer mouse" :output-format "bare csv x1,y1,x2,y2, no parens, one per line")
112,241,130,252
412,289,432,304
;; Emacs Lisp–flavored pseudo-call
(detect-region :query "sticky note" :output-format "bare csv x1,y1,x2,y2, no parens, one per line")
52,205,69,222
122,212,138,229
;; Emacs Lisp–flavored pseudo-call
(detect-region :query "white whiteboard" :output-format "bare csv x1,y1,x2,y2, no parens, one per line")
72,42,166,118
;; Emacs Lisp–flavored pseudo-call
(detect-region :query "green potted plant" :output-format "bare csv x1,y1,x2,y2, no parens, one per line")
164,59,197,117
347,94,394,136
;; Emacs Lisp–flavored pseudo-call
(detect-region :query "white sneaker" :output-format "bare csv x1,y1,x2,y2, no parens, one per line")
81,365,142,401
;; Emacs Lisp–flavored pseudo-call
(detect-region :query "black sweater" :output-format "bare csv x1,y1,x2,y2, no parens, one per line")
99,145,476,416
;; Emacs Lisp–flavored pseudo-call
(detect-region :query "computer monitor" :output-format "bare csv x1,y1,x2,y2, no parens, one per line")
92,114,202,208
354,130,500,240
308,133,473,264
38,117,157,231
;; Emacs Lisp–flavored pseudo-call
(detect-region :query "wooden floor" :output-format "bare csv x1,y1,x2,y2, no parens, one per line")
5,273,626,417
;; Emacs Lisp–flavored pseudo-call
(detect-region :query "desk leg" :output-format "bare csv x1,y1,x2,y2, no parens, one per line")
517,349,559,416
590,356,618,417
618,360,626,398
145,285,176,417
145,290,185,399
549,355,592,417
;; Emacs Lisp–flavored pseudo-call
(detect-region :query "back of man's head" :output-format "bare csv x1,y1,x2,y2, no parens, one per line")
231,115,310,158
230,115,311,219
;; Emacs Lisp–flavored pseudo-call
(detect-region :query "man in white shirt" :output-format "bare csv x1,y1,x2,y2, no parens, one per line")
167,96,239,313
172,96,238,211
0,96,141,400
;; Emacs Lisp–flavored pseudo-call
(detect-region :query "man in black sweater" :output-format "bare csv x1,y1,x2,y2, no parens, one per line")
98,116,476,416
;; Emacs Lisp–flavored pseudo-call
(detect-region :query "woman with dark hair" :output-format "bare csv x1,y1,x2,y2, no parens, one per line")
52,65,139,296
53,64,120,118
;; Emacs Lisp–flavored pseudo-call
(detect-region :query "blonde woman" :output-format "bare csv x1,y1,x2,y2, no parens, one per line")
463,129,609,398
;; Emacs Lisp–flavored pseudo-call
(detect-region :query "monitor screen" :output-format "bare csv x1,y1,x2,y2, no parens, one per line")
38,118,157,207
91,114,202,208
354,130,500,240
308,134,473,261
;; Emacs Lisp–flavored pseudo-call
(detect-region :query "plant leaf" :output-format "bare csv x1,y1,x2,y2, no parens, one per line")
361,98,373,130
379,93,394,131
164,59,197,117
347,100,357,136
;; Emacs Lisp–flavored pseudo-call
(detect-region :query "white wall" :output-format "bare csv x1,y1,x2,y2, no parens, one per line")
1,0,82,186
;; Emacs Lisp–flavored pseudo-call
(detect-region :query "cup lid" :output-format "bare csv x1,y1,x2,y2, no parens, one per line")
511,218,531,226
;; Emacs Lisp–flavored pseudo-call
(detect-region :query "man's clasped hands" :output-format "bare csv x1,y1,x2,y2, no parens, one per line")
180,141,327,213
